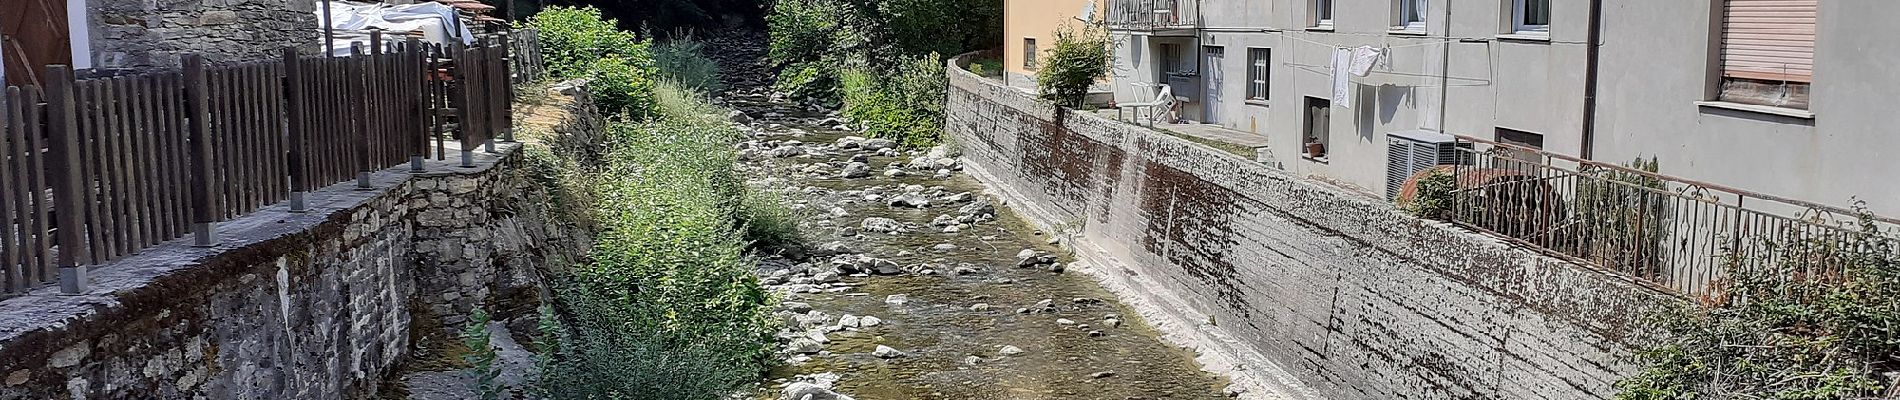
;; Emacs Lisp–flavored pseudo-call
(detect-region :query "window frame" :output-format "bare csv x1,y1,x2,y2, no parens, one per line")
1702,0,1816,114
1310,0,1335,29
1511,0,1551,35
1023,37,1038,69
1246,48,1270,102
1303,96,1331,160
1392,0,1428,33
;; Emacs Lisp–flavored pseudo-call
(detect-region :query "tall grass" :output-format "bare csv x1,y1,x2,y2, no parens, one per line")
654,33,725,93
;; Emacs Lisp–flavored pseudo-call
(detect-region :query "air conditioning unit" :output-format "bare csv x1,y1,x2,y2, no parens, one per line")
1385,130,1473,200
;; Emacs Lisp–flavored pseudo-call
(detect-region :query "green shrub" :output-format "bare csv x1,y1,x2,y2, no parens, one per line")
653,33,724,93
1615,207,1900,399
584,56,659,119
461,309,501,400
840,53,946,146
529,7,647,78
739,187,803,249
1576,157,1669,278
969,58,1003,78
1405,169,1459,220
1036,24,1111,108
766,0,1000,126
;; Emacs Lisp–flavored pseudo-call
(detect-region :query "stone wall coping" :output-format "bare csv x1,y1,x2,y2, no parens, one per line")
0,138,523,368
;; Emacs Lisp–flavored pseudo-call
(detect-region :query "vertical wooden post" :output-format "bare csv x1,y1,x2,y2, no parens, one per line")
43,65,92,292
498,32,515,144
283,47,308,212
456,39,475,168
183,55,218,247
352,42,372,189
407,37,427,172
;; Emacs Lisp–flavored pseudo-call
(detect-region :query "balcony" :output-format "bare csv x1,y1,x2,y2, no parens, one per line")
1108,0,1200,32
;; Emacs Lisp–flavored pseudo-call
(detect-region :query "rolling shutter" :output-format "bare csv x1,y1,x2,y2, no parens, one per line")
1720,0,1817,83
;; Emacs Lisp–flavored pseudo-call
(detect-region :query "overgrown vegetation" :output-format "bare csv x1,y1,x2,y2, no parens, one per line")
523,8,792,399
1616,206,1900,399
654,31,725,93
839,53,946,146
528,6,658,118
1035,24,1111,108
461,309,502,400
766,0,1002,145
1577,157,1669,278
1405,169,1460,220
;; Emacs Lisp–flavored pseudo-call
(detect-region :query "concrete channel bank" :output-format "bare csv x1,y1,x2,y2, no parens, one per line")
943,53,1676,399
0,87,598,399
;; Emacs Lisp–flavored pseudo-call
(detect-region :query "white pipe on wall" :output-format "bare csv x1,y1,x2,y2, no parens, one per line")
67,0,92,69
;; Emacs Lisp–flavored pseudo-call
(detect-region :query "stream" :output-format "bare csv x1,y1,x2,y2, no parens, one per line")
725,87,1238,400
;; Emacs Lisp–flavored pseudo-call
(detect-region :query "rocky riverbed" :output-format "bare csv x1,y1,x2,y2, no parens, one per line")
722,86,1239,400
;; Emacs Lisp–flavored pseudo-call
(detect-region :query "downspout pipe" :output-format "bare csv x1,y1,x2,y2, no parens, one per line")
1581,0,1604,159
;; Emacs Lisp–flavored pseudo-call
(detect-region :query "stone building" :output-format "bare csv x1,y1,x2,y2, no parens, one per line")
1,0,318,85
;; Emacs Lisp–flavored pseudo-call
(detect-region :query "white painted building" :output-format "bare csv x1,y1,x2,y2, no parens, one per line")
1105,0,1892,216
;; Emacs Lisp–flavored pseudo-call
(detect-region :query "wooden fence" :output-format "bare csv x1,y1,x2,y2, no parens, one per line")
0,30,541,295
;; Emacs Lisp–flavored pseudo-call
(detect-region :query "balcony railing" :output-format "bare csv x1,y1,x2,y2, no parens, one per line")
1108,0,1200,31
1416,135,1900,298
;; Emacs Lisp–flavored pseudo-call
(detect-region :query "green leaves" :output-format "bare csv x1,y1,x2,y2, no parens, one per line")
530,6,661,119
1035,24,1111,108
841,53,946,147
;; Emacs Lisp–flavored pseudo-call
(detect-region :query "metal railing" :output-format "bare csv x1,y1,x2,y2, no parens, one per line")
1108,0,1201,31
0,30,539,296
1434,135,1900,297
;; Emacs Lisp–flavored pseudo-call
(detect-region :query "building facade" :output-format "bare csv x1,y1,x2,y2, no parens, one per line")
1104,0,1888,216
2,0,317,85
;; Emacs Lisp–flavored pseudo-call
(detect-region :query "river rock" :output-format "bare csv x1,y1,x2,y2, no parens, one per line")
861,138,897,151
729,110,753,123
872,345,904,359
771,146,806,158
886,194,931,208
885,294,909,306
838,314,861,328
861,217,902,233
787,338,823,354
780,382,855,400
998,345,1026,356
841,162,872,179
859,316,882,327
969,303,991,312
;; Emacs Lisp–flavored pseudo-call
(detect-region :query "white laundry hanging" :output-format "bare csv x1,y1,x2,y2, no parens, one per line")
1332,48,1353,108
1349,46,1382,77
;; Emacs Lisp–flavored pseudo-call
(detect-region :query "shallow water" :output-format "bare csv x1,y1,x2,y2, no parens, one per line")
732,92,1233,400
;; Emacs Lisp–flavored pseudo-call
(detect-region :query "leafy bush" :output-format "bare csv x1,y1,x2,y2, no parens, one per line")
840,53,946,146
529,7,647,78
1576,157,1669,278
1036,24,1111,108
1616,207,1900,399
968,58,1003,78
739,187,803,249
653,33,724,93
461,309,501,400
1405,169,1460,220
584,56,660,119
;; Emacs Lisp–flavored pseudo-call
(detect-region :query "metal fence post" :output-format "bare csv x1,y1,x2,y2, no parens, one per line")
183,55,219,247
43,65,92,293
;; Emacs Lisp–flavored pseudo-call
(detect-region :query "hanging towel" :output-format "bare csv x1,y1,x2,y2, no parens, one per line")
1349,46,1382,77
1332,48,1353,108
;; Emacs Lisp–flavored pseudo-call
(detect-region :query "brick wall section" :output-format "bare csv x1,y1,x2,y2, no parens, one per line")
88,0,319,72
944,54,1678,399
0,91,594,399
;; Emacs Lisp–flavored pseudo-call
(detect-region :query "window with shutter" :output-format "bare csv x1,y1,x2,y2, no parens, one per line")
1716,0,1815,109
1246,48,1269,101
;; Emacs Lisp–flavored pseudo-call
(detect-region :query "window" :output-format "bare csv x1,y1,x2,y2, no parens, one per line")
1246,48,1270,102
1303,97,1331,159
1393,0,1427,32
1714,0,1814,110
1511,0,1550,34
1495,128,1545,167
1023,38,1038,69
1310,0,1334,29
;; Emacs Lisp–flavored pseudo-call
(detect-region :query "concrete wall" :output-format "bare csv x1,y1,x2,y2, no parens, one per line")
87,0,319,72
1112,0,1589,197
948,53,1673,399
1593,1,1900,217
0,91,596,399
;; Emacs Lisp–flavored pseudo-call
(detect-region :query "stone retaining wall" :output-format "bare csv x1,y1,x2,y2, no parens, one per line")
0,90,595,399
944,53,1675,399
89,0,319,72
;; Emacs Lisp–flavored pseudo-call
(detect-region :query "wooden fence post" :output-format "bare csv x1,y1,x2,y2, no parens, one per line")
183,55,218,247
498,32,516,144
408,38,427,172
352,42,372,189
283,47,309,212
455,39,475,168
43,65,91,293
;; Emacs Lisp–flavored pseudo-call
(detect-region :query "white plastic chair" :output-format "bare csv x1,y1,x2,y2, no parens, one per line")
1116,84,1174,126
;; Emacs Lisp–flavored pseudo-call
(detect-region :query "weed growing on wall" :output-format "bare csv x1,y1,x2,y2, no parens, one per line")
1615,206,1900,399
1404,169,1460,220
461,309,501,400
1036,23,1111,108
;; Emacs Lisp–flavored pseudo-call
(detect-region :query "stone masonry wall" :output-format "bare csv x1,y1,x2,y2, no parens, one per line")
89,0,319,72
944,54,1677,399
0,90,594,399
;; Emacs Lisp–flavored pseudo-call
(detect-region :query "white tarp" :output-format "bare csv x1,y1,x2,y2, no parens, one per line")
317,1,474,56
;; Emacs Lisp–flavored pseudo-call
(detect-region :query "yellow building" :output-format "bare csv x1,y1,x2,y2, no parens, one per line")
1002,0,1107,93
